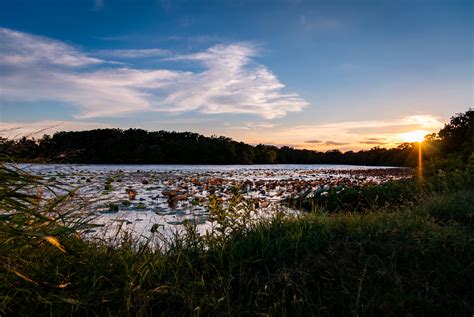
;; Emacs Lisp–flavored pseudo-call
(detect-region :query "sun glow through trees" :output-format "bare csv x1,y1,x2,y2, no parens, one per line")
400,130,429,143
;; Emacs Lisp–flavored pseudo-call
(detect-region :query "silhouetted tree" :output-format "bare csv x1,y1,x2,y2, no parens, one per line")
2,109,471,166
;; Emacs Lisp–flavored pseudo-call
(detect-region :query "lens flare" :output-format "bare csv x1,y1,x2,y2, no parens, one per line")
400,130,428,143
418,142,423,180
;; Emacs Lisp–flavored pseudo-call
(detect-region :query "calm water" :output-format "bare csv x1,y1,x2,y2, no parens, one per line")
20,164,409,241
22,163,400,173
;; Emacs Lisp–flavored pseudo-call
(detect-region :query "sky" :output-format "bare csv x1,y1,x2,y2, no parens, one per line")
0,0,472,151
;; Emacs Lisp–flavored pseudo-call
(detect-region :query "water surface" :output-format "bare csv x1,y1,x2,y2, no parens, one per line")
23,164,410,241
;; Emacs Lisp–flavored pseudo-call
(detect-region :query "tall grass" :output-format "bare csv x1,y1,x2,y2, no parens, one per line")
289,165,474,213
0,161,473,316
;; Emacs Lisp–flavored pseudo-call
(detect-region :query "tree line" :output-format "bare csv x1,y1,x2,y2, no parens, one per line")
1,110,472,167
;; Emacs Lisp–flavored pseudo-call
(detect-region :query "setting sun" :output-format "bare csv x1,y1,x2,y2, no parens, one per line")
400,130,429,143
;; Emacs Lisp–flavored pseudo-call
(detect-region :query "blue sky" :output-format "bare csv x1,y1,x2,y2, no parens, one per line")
0,0,472,150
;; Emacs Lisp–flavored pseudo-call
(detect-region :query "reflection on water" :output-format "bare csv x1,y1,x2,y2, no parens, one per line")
22,164,410,241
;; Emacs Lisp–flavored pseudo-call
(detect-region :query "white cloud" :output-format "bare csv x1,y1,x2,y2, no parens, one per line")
160,44,308,118
0,28,308,120
1,66,185,118
0,28,103,67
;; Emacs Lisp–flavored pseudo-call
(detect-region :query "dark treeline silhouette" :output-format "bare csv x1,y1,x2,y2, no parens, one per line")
1,110,472,167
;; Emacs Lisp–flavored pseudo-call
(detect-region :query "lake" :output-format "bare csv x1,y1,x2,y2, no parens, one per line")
22,164,411,241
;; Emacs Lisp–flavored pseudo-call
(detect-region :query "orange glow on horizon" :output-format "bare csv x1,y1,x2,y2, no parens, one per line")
400,130,429,143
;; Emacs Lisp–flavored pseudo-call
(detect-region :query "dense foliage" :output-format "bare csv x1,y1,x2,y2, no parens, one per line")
1,129,415,165
3,109,472,166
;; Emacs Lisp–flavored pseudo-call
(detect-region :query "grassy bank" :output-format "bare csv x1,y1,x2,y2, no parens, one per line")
0,163,473,316
288,165,473,213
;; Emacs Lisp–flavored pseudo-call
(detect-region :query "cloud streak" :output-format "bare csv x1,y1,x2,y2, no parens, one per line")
324,141,348,146
0,120,112,139
304,140,348,145
304,139,323,144
0,28,104,67
237,115,444,152
0,28,308,120
95,48,170,58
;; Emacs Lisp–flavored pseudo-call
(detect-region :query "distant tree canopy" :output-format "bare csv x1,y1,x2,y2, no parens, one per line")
1,109,472,167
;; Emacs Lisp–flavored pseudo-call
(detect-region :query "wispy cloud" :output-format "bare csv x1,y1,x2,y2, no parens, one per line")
95,48,170,58
224,121,277,130
0,28,308,120
359,140,385,145
324,141,348,146
0,28,103,67
160,43,308,118
359,137,388,145
304,140,349,145
166,34,228,45
237,115,444,151
304,139,323,144
0,120,112,139
307,138,380,146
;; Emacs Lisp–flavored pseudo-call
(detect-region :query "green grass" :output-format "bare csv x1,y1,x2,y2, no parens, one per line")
289,167,473,213
288,178,420,212
419,190,474,228
0,163,473,316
